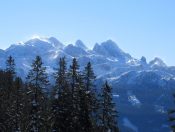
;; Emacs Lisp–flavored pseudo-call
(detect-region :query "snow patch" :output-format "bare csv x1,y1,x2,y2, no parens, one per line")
123,118,138,132
113,94,119,98
127,92,141,107
30,35,50,43
154,105,166,114
107,58,118,62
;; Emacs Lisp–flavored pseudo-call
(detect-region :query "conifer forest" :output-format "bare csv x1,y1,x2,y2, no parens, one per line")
0,56,119,132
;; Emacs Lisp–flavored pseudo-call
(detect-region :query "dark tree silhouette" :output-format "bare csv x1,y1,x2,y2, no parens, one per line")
26,56,49,131
99,81,119,132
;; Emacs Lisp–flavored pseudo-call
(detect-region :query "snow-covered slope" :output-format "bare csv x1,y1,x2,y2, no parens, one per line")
93,40,132,62
0,36,173,81
0,36,174,132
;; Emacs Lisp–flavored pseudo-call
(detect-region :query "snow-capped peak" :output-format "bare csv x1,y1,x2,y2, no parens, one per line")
48,37,64,48
149,57,167,67
141,56,147,64
75,40,87,50
0,36,174,132
23,38,53,49
101,39,120,48
140,56,147,66
4,36,64,52
30,35,50,43
93,40,132,61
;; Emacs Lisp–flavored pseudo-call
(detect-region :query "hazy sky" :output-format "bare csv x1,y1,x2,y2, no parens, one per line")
0,0,175,65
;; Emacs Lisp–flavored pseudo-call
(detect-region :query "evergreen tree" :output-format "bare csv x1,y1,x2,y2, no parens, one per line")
54,57,67,97
168,94,175,132
11,77,24,132
0,56,120,132
68,58,80,95
5,55,16,98
3,56,16,131
6,56,16,77
0,70,10,131
26,56,49,132
68,58,82,131
82,62,98,131
51,57,72,131
99,81,119,132
77,76,93,132
83,62,96,91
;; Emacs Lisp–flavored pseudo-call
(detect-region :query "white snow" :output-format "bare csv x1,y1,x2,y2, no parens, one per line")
0,36,174,89
127,59,140,66
149,57,167,67
113,94,119,98
127,91,141,107
30,35,50,43
154,105,166,114
107,57,118,62
128,95,141,106
123,118,138,132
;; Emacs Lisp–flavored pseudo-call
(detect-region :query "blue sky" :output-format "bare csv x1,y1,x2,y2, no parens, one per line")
0,0,175,65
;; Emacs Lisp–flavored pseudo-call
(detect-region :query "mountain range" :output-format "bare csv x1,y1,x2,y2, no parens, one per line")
0,37,175,132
